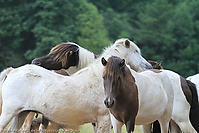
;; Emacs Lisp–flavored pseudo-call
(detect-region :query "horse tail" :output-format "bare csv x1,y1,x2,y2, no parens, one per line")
186,79,199,132
0,67,13,115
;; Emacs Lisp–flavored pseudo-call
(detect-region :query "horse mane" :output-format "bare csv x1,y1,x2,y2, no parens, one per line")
77,47,96,69
74,38,136,78
49,42,79,67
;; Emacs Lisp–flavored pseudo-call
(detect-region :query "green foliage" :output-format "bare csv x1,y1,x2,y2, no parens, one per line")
0,0,199,77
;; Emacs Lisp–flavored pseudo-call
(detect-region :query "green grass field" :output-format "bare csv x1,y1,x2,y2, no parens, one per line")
79,124,142,133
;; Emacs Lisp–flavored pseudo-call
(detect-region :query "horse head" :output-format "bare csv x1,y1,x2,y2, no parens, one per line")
32,42,79,70
102,56,125,108
113,39,152,71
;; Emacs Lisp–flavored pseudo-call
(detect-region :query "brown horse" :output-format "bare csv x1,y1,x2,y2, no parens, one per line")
102,56,174,133
102,56,139,132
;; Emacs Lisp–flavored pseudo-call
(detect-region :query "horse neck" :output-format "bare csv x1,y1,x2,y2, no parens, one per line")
78,47,95,69
67,47,95,75
72,58,104,80
114,67,139,108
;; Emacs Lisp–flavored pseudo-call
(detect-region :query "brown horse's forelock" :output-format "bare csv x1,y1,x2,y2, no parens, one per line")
104,57,125,82
49,43,79,67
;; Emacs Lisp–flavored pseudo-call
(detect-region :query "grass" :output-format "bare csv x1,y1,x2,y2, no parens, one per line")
79,124,142,133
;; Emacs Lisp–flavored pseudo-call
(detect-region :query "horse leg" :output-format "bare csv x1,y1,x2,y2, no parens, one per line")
125,120,135,133
141,124,151,133
110,113,123,133
39,115,49,132
173,119,196,133
0,112,15,132
21,112,35,131
96,114,112,133
0,102,26,133
152,120,161,133
172,109,197,133
170,119,181,133
92,123,97,133
9,111,30,131
46,121,60,131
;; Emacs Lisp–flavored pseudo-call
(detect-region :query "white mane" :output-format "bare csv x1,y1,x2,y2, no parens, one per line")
74,39,130,78
67,46,96,75
78,46,96,69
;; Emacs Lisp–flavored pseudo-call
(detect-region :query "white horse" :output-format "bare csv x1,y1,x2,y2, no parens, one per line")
23,42,98,131
0,38,152,133
141,70,198,133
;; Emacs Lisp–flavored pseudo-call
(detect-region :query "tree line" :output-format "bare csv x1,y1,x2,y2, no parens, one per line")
0,0,199,77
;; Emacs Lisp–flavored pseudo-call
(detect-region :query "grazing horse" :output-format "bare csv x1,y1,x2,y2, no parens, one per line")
101,56,174,133
32,42,98,74
0,38,152,133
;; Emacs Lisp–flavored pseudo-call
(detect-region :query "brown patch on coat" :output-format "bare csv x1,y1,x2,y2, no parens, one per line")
103,56,139,132
53,69,70,76
180,76,192,105
150,69,162,73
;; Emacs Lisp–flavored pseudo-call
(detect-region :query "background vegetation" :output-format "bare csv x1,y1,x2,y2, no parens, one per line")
1,0,199,77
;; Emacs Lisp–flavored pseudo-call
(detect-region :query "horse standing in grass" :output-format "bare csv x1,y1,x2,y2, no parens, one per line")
141,65,199,133
0,38,152,133
23,42,97,131
102,56,174,133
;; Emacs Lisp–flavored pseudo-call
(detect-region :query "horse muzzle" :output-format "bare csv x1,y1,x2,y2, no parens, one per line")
104,97,114,108
32,58,41,66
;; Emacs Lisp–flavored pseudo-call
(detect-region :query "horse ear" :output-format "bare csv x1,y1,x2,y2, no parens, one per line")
125,40,130,48
119,59,125,68
69,51,73,56
101,57,107,66
157,61,162,68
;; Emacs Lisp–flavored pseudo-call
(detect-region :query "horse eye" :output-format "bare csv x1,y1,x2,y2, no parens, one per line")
135,50,138,53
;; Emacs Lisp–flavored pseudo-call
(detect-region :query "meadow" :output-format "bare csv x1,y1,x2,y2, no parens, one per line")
79,124,142,133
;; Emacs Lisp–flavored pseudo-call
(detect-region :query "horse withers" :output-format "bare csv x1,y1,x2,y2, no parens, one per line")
102,56,174,133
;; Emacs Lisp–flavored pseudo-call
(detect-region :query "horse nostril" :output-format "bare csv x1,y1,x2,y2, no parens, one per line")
104,99,114,108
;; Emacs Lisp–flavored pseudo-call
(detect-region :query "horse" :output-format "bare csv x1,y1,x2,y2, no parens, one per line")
101,56,174,133
23,42,98,131
186,73,199,131
0,38,152,133
21,69,69,131
141,64,199,133
32,42,99,74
